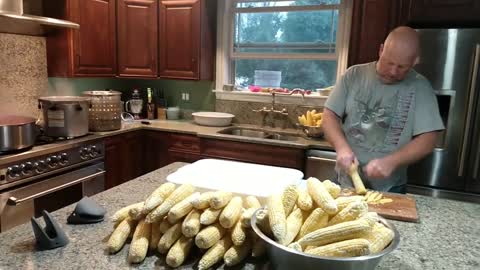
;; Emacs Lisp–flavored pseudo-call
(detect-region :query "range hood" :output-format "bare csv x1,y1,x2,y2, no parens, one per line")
0,0,79,36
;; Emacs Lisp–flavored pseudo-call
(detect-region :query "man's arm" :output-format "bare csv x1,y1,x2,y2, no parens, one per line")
364,131,439,179
323,108,357,170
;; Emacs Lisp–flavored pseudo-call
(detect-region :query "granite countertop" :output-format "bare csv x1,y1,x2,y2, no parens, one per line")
0,162,479,270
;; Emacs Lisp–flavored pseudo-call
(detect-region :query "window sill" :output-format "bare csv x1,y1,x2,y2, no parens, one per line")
213,90,328,106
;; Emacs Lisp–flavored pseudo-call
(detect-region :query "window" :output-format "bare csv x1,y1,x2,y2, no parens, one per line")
216,0,352,95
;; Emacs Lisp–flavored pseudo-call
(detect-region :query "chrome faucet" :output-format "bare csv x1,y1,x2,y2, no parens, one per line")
252,89,306,128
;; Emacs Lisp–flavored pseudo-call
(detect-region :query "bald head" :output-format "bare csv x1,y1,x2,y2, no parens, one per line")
376,26,420,84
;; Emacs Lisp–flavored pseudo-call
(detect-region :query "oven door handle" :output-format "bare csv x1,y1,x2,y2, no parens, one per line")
7,169,105,205
307,156,337,164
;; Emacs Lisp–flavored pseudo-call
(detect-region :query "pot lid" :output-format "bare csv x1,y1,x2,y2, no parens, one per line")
39,96,90,103
0,115,36,126
82,90,121,96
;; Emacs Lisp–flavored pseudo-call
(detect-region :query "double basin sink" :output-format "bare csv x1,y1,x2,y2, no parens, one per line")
217,127,299,142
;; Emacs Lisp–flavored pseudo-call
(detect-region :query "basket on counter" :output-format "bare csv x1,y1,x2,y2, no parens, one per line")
297,123,324,138
83,90,122,131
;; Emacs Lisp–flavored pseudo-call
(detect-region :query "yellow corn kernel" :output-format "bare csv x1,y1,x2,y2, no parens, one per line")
231,219,248,246
182,209,201,238
224,237,252,266
307,177,338,215
157,223,182,254
210,191,233,209
149,221,162,251
128,219,151,263
349,164,367,195
362,222,394,254
361,212,382,226
296,188,313,211
159,216,171,234
282,184,299,216
107,217,137,253
167,192,199,224
371,192,384,202
166,235,194,267
297,208,328,240
245,196,261,209
200,207,222,225
219,196,243,229
146,184,195,223
328,201,369,226
298,218,372,247
323,179,341,199
335,195,365,211
128,202,146,220
267,194,287,243
142,182,176,214
198,235,233,270
195,223,227,249
371,198,393,205
305,238,371,257
283,208,304,245
111,202,143,223
191,191,215,210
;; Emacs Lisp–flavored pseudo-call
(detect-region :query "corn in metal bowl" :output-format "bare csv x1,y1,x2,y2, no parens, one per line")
297,124,324,138
251,208,400,270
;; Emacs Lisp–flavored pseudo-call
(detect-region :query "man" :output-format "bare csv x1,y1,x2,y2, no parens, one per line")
323,26,445,193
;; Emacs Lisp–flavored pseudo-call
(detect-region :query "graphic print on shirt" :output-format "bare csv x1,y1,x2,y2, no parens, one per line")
345,88,415,153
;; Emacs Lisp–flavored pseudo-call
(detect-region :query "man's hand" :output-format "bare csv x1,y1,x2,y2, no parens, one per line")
363,157,397,179
336,148,358,173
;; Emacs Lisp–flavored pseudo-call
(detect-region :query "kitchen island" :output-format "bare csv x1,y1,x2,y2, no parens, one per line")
0,162,478,270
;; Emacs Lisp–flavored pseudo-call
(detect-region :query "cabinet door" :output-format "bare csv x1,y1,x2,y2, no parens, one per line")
117,0,158,77
159,0,201,79
407,0,480,26
105,136,123,189
71,0,117,76
143,131,170,172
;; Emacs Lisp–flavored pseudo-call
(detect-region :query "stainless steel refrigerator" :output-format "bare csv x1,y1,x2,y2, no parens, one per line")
407,28,480,202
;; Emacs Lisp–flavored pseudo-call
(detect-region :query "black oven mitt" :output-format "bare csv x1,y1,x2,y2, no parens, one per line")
67,196,106,224
32,210,69,250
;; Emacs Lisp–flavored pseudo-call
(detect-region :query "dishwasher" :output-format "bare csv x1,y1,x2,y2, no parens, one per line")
305,149,338,181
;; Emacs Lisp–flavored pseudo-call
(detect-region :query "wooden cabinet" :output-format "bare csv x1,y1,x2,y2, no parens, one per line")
45,0,117,77
117,0,158,78
159,0,215,80
168,133,202,163
405,0,480,26
143,130,170,172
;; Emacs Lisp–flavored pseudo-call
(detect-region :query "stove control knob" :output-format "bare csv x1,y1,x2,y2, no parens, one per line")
89,146,98,157
7,165,21,178
80,147,89,159
59,153,69,165
35,160,47,173
47,156,59,168
21,162,34,175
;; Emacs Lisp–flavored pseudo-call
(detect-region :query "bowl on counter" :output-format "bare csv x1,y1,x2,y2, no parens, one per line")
251,208,400,270
297,124,324,138
192,112,234,127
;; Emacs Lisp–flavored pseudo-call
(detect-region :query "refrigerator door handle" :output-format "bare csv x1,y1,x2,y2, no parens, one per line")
458,44,480,177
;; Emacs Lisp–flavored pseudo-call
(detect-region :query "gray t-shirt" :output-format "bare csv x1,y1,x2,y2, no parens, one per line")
325,62,445,191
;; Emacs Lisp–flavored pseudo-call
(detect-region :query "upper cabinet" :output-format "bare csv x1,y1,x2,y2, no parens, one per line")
159,0,215,80
405,0,480,26
117,0,158,78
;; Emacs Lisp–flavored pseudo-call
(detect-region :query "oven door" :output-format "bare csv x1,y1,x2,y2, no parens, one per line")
0,162,105,232
305,149,337,180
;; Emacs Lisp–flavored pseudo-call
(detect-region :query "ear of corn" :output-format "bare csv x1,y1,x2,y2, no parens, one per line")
298,218,372,247
361,212,382,226
323,180,341,199
305,238,371,257
149,221,162,251
128,219,151,263
157,223,183,254
282,185,299,216
200,207,222,225
349,164,367,195
296,188,313,211
336,195,365,211
361,222,394,254
288,242,303,252
297,208,329,240
307,177,338,215
224,237,252,266
267,194,287,243
111,202,143,223
107,217,137,253
255,208,272,237
231,219,248,246
159,216,171,233
191,191,215,210
142,182,176,214
328,201,368,226
195,223,227,249
240,208,256,228
283,208,304,245
182,209,201,238
167,192,199,224
128,202,146,220
245,196,261,209
198,235,233,270
219,196,243,228
146,184,195,223
165,235,194,268
210,191,233,209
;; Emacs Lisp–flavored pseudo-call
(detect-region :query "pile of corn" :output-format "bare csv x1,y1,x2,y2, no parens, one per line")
258,177,395,257
107,183,265,268
298,109,323,127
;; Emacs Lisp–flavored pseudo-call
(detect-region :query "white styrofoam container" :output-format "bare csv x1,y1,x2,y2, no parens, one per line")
167,159,304,199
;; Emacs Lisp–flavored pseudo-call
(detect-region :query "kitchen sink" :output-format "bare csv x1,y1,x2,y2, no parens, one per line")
218,127,298,141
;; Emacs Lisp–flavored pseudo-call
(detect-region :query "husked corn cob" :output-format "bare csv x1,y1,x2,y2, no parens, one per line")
304,245,316,252
349,164,367,195
142,182,176,214
336,195,365,211
282,185,299,216
107,217,137,253
297,208,328,239
128,219,151,263
255,208,272,237
195,223,226,249
182,209,201,238
157,223,183,254
283,208,303,245
200,207,222,225
231,219,248,246
224,237,252,266
245,196,261,209
128,202,146,220
296,188,313,211
307,177,338,215
323,179,341,199
111,202,143,223
166,235,194,267
298,218,372,247
149,221,162,251
198,235,233,270
250,231,267,258
305,238,371,257
167,192,199,224
328,201,368,226
361,212,382,226
288,242,303,252
159,216,171,233
240,208,256,228
219,196,243,228
362,222,394,254
191,191,215,210
267,194,287,243
209,191,233,209
146,184,195,223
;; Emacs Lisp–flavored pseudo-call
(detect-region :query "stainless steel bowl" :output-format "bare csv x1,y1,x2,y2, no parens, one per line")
251,208,400,270
297,124,324,138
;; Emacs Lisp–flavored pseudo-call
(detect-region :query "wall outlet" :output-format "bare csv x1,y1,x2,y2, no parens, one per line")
181,90,191,102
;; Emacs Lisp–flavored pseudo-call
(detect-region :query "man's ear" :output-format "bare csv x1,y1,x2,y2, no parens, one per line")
378,44,384,59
